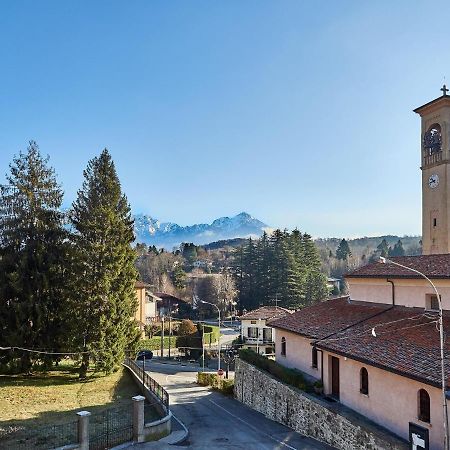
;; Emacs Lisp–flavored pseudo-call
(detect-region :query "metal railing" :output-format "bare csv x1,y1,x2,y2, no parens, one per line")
423,151,442,166
124,358,169,412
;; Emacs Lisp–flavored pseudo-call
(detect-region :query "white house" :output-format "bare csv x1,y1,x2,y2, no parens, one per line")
240,306,293,356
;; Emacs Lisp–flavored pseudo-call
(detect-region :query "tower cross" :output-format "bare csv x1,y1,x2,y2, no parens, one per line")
441,84,449,96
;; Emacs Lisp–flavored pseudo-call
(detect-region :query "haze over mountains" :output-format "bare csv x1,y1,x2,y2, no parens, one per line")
133,212,269,249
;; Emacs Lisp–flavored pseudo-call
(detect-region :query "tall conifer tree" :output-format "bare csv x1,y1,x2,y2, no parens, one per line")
70,149,139,377
0,142,68,372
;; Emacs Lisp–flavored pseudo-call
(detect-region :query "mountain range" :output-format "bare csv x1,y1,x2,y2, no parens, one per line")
133,212,269,249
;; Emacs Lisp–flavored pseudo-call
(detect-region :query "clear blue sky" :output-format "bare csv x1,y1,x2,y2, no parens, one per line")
1,1,449,237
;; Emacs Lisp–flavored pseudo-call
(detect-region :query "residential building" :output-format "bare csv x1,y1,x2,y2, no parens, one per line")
270,87,450,450
134,281,160,336
240,306,293,355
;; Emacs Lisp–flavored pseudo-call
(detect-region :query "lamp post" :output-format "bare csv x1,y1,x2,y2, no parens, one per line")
379,256,449,449
200,300,221,371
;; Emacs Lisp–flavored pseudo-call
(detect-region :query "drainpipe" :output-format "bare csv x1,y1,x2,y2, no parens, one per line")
387,279,395,305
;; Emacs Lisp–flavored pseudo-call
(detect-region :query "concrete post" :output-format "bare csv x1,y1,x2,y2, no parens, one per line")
132,395,146,443
76,410,91,450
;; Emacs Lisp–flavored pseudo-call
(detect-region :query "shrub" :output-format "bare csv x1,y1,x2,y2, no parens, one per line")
138,337,177,351
197,324,220,345
197,372,234,396
239,349,308,391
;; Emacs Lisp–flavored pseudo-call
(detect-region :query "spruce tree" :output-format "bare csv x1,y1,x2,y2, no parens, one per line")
335,238,351,260
0,142,68,372
70,149,139,377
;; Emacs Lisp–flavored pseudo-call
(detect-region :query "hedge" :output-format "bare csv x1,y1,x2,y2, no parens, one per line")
239,348,309,391
138,336,178,351
197,324,220,345
197,371,234,396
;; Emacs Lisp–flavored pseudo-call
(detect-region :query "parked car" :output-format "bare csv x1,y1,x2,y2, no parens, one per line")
136,350,153,361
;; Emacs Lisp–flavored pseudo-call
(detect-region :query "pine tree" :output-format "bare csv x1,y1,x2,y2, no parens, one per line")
70,149,140,377
302,233,328,305
0,142,68,372
388,239,405,257
377,238,389,258
335,238,351,260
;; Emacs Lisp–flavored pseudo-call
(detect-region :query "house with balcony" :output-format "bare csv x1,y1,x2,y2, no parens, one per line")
134,281,160,336
240,306,293,356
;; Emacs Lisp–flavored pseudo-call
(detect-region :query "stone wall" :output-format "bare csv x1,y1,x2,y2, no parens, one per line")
234,359,409,450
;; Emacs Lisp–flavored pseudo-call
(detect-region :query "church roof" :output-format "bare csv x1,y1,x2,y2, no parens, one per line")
271,296,450,388
345,254,450,279
413,92,450,115
315,304,450,388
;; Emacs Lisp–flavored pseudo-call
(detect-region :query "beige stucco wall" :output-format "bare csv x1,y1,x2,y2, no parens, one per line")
348,277,450,309
274,328,448,449
322,350,449,450
135,287,146,326
274,329,321,379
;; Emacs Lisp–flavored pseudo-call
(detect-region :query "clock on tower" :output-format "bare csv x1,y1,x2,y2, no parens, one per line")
414,85,450,254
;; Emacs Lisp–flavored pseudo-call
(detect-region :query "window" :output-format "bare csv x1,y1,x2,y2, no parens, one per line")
427,294,440,311
360,367,369,395
263,328,272,342
418,389,430,423
247,327,257,338
433,218,437,227
281,337,286,356
312,347,318,369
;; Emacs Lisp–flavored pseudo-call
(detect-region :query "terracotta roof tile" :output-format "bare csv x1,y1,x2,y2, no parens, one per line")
315,305,450,387
271,296,450,387
346,254,450,279
241,306,293,321
270,297,390,339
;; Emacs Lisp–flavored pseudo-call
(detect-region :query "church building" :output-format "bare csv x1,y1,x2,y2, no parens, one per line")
270,87,450,450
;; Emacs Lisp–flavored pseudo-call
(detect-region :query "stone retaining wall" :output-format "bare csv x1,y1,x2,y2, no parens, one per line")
234,359,409,450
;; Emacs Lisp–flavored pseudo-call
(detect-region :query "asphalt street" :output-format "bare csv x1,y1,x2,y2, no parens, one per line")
145,360,334,450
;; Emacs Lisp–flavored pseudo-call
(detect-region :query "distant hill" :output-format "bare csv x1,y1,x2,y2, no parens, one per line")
315,235,422,257
133,212,269,249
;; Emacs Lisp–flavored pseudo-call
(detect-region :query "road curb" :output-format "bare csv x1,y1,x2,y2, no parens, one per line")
159,411,189,445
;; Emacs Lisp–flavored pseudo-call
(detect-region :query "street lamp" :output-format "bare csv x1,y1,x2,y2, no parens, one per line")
199,300,221,371
379,256,449,449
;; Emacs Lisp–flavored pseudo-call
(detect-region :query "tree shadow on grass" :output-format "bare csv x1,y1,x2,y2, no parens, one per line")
0,368,146,449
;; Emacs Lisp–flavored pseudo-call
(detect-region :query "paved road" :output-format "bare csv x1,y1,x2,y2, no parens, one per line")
145,360,333,450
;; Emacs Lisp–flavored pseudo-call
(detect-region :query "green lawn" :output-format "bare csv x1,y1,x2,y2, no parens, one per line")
0,363,154,448
0,364,140,424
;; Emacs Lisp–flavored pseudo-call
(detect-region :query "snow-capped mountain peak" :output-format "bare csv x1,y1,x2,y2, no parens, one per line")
133,212,267,249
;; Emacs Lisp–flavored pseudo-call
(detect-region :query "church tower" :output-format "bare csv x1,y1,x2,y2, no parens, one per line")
414,86,450,254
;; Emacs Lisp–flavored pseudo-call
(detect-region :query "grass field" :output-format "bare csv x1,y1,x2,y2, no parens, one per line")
0,362,156,448
0,363,140,425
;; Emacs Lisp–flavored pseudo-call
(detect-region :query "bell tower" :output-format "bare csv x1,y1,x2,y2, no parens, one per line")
414,85,450,255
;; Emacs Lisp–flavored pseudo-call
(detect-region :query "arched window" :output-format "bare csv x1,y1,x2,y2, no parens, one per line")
423,123,442,155
360,367,369,395
281,337,286,356
418,389,431,423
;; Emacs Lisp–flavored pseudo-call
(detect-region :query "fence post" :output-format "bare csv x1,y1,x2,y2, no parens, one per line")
77,410,91,450
132,395,146,443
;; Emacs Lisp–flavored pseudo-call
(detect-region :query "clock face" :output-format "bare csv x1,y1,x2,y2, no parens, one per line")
429,174,439,189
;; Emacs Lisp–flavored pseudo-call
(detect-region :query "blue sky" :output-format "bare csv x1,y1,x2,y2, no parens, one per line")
0,1,449,237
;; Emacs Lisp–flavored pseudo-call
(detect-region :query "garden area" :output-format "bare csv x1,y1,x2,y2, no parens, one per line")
0,361,158,448
139,319,220,355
